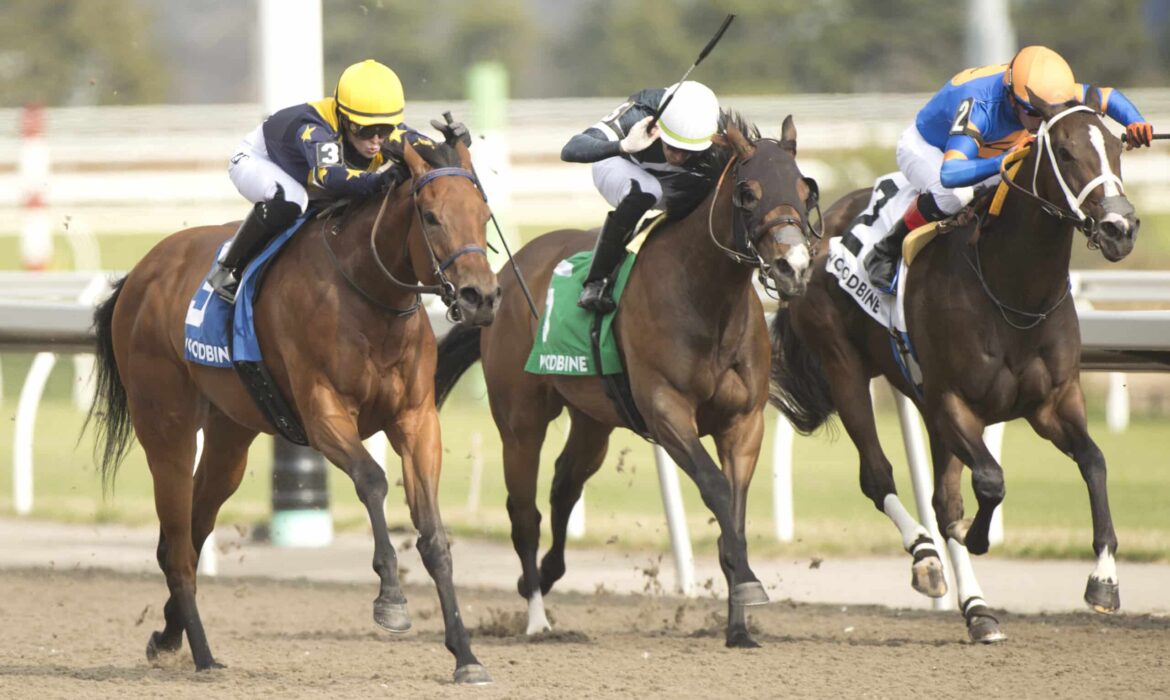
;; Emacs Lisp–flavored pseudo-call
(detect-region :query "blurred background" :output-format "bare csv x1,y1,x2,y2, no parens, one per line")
0,0,1167,563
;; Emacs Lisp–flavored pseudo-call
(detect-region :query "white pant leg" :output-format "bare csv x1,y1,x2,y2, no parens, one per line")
591,157,664,209
895,125,973,216
228,124,310,211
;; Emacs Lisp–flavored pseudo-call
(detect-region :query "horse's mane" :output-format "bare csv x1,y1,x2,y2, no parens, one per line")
663,109,761,221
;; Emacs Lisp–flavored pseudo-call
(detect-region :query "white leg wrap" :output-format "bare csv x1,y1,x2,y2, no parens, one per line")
883,494,931,552
526,591,552,635
947,537,987,611
1091,548,1118,585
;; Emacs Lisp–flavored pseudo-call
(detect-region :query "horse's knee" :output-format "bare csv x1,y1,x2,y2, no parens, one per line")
971,468,1005,505
859,460,896,508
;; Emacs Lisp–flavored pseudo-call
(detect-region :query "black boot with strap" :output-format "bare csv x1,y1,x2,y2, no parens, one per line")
210,187,302,303
578,181,657,313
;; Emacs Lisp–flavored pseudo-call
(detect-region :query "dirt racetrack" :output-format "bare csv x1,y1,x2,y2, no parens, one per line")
0,567,1167,699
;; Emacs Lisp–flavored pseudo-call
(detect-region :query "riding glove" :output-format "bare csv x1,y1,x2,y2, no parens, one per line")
620,116,660,154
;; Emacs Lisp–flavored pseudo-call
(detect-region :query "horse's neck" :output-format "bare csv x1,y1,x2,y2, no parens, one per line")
978,165,1075,307
337,194,421,304
653,185,755,318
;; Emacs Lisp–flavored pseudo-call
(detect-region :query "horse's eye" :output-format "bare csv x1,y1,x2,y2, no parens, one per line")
1056,146,1073,162
423,211,439,226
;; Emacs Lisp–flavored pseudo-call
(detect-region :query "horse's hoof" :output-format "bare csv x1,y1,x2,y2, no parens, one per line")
454,663,493,685
911,556,948,598
726,631,762,649
965,606,1006,644
730,581,770,607
1084,577,1120,614
145,631,180,662
946,519,972,545
374,600,412,633
196,659,227,671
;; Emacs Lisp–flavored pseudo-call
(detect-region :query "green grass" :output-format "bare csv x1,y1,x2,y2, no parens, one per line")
1,354,1167,561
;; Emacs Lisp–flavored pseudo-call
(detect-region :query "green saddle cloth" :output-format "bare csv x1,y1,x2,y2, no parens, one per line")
524,250,637,376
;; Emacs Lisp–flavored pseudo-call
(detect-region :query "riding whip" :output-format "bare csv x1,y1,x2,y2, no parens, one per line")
647,13,736,129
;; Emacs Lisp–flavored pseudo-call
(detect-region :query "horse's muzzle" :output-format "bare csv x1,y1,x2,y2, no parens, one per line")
1095,195,1139,262
768,226,812,299
456,284,501,326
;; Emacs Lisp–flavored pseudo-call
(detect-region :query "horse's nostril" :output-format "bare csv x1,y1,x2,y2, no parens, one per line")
459,287,483,306
773,258,794,277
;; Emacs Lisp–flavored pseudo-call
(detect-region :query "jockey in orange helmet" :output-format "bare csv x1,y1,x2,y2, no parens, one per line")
866,46,1154,292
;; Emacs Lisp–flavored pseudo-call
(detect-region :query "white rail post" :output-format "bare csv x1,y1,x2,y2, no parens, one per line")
889,383,956,611
772,415,795,542
983,422,1005,546
195,429,218,576
565,426,586,540
466,431,483,514
13,352,57,515
654,445,695,596
1106,372,1130,434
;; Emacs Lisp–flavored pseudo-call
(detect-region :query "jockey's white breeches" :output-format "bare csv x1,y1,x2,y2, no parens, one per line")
228,124,310,212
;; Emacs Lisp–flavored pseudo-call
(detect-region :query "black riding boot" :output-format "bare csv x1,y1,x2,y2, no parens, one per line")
209,189,301,303
864,217,911,293
578,183,656,313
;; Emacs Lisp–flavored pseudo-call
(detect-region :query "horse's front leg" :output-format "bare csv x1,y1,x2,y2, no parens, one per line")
302,391,409,634
644,388,768,648
713,408,765,648
926,431,1005,643
388,401,490,685
932,391,1003,556
1027,382,1119,613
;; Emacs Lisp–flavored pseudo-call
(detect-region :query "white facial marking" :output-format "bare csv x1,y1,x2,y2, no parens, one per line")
1087,125,1121,197
784,240,810,274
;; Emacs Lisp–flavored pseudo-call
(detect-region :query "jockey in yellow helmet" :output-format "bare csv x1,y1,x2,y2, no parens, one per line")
211,59,424,303
865,46,1154,292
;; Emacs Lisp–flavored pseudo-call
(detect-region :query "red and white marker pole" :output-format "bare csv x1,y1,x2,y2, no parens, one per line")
20,103,52,270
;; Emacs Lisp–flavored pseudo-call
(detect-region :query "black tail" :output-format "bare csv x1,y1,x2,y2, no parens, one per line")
768,307,836,434
434,324,483,408
81,275,135,489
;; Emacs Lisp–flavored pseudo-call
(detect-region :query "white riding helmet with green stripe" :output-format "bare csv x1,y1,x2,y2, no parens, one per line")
658,81,719,152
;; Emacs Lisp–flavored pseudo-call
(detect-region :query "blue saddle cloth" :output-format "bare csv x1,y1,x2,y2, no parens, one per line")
183,215,308,368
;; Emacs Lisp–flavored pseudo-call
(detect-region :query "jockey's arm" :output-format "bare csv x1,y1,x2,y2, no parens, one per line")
1083,85,1146,127
295,122,384,198
560,127,622,163
939,133,1006,189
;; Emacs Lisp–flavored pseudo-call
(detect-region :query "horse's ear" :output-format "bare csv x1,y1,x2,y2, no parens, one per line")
779,114,797,156
1024,87,1058,120
724,124,755,160
455,140,473,170
403,138,427,177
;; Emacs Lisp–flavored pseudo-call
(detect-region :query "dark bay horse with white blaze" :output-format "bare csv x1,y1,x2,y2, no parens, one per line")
85,137,500,684
770,94,1138,642
435,115,819,647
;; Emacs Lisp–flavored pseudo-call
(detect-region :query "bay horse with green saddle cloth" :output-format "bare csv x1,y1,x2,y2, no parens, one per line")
435,114,821,648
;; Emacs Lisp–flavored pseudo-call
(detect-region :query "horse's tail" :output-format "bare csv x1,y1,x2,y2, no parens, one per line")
81,275,136,488
768,307,836,434
434,324,483,409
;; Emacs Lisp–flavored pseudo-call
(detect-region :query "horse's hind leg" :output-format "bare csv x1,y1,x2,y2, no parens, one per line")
540,408,613,596
927,431,1005,643
809,326,944,597
130,370,220,669
388,402,490,685
1027,382,1119,613
713,409,765,648
191,407,259,566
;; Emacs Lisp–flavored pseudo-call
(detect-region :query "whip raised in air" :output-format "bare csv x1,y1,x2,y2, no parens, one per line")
648,13,736,130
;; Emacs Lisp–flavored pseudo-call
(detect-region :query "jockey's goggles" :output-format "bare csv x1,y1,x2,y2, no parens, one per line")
346,121,396,140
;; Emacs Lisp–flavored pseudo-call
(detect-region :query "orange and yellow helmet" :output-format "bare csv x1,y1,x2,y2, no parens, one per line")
334,59,405,126
1004,46,1077,113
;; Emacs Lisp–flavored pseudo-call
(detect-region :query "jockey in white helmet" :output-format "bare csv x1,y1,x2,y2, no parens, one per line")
561,80,720,312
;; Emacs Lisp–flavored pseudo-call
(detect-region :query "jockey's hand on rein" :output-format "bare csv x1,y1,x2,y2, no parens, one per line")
379,163,410,190
1124,122,1154,149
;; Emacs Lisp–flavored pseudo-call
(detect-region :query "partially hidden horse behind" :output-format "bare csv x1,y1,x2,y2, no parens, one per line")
770,93,1139,642
85,136,500,684
434,114,820,647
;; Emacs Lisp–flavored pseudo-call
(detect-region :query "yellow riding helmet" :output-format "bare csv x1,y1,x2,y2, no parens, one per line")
1004,46,1077,111
335,59,405,126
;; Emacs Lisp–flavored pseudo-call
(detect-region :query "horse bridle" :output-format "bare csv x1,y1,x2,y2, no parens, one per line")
997,104,1125,247
324,165,489,321
707,138,822,296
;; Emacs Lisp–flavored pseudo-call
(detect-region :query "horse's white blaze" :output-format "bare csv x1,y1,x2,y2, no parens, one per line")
1087,125,1121,198
1091,548,1118,584
882,493,931,551
784,240,810,274
946,537,987,609
526,591,552,635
